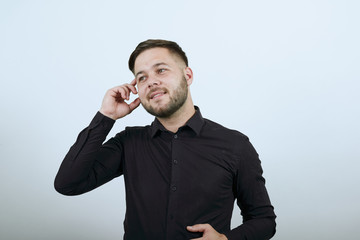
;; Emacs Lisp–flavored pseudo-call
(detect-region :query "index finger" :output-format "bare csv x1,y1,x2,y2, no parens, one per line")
130,78,137,86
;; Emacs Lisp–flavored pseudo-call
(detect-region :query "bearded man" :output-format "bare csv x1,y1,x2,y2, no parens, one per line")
54,39,276,240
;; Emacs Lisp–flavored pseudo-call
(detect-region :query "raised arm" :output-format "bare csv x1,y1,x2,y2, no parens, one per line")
54,81,141,195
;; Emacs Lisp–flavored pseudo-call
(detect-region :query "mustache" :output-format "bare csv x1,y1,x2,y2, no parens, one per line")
147,87,168,98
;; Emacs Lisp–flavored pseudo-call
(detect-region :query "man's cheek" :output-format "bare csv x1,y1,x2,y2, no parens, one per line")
138,94,146,104
137,89,145,101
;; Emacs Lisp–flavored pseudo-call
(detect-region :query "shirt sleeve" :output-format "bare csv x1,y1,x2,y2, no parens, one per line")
54,112,124,196
225,137,276,240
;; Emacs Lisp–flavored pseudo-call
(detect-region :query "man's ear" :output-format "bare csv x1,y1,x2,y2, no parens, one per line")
184,67,193,86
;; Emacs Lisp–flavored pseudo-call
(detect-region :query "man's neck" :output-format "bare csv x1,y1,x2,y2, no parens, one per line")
157,102,195,133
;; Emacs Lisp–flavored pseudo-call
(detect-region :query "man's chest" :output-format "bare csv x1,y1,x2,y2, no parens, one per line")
123,136,238,201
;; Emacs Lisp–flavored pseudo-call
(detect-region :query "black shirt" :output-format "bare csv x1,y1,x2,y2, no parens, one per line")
54,107,276,240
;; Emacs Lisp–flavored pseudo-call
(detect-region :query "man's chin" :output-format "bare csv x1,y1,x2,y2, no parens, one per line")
143,104,175,118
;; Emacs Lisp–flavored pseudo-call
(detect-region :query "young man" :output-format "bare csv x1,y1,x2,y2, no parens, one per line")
54,39,276,240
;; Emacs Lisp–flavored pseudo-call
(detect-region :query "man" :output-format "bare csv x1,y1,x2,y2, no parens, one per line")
54,39,276,240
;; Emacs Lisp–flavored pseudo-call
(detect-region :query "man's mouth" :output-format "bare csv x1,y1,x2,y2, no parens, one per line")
149,90,166,100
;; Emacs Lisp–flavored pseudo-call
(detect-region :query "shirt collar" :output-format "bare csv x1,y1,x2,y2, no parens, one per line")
150,106,204,138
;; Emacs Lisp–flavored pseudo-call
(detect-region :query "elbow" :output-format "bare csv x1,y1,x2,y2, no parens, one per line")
54,176,80,196
269,217,277,238
54,178,70,196
263,215,276,239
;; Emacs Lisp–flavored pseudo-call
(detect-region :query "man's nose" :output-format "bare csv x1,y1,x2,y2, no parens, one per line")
147,74,160,88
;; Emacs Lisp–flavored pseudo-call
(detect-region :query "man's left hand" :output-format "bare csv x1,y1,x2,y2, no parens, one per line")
187,224,228,240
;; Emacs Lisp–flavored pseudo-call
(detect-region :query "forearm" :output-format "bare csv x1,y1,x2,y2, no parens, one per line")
54,112,117,195
225,216,276,240
228,137,276,239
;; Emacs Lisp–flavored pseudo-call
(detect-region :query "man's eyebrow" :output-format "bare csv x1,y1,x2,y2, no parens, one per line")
135,71,144,78
135,62,170,78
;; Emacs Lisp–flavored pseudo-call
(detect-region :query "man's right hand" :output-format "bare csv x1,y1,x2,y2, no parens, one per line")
99,79,141,120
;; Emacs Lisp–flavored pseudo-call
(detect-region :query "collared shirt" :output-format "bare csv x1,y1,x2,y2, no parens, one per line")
55,107,276,240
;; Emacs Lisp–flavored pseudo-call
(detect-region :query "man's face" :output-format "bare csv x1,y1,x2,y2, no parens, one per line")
134,47,189,118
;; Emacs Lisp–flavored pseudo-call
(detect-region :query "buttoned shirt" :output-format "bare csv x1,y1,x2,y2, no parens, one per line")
55,107,276,240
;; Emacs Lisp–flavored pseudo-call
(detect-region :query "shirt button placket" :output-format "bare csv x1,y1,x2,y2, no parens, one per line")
166,133,180,239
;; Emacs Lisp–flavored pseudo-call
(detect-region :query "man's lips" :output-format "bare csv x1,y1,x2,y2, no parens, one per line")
149,90,166,99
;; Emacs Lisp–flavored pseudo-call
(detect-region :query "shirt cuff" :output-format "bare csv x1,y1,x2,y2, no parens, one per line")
89,111,116,130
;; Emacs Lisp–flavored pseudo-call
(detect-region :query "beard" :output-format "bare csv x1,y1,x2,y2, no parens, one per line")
142,77,188,118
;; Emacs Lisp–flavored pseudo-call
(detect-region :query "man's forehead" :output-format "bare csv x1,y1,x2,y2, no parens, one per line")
134,47,185,74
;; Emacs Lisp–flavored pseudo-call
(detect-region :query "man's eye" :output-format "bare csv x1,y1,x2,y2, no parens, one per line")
158,68,166,73
138,76,146,82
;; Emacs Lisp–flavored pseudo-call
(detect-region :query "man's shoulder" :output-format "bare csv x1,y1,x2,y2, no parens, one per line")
114,125,152,139
202,118,248,140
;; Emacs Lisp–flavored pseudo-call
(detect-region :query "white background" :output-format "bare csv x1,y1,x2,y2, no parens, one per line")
1,1,359,239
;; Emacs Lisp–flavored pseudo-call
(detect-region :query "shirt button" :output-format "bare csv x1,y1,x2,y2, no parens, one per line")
173,159,178,165
174,134,178,139
172,186,177,191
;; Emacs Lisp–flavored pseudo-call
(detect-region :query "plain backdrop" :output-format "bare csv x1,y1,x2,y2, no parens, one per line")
1,1,359,239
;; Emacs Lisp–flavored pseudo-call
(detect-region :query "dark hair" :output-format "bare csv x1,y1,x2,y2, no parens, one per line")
128,39,188,73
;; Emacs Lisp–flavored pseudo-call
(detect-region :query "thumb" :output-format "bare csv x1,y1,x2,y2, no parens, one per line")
128,98,141,112
187,224,207,232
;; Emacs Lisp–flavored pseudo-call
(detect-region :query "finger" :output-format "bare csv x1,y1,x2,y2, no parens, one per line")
130,78,137,86
128,98,141,112
109,86,126,97
120,85,133,100
187,224,207,233
124,83,138,95
112,87,128,101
